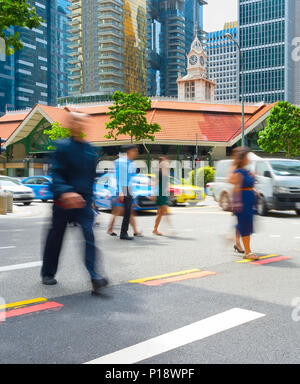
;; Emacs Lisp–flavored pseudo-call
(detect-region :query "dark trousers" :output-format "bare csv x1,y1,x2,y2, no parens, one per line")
120,189,133,236
41,203,99,280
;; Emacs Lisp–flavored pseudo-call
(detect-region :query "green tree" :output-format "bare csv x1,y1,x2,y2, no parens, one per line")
44,121,71,150
258,101,300,158
0,0,43,55
105,92,161,145
187,166,215,187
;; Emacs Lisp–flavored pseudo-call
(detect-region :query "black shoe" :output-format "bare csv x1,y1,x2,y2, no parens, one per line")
42,276,57,285
92,277,109,295
120,234,134,240
234,245,244,254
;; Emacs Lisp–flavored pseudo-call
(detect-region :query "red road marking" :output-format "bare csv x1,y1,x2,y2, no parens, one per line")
250,256,291,265
4,302,63,319
141,271,216,286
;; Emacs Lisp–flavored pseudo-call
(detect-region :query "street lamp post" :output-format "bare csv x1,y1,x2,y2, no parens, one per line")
225,33,245,147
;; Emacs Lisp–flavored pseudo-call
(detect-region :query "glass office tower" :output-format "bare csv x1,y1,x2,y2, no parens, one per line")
206,22,238,102
0,0,70,113
147,0,206,97
68,0,147,97
239,0,299,104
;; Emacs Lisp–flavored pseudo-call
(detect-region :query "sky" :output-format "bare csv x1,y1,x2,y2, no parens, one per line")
203,0,238,32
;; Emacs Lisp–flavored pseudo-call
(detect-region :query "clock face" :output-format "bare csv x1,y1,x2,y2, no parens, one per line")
189,55,198,66
200,56,205,66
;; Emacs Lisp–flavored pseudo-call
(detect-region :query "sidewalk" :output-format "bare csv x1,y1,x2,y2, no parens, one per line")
0,201,52,219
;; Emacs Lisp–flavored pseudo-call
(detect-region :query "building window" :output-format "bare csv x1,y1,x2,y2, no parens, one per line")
205,83,211,100
185,81,195,100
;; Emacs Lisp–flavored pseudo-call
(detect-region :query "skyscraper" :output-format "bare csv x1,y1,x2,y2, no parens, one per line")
147,0,206,97
68,0,147,97
239,0,300,105
0,0,70,114
206,22,238,102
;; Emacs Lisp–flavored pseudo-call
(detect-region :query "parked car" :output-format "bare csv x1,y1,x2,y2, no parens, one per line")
212,160,234,211
213,156,300,215
22,176,53,202
255,158,300,216
0,176,35,205
93,173,158,211
168,176,205,206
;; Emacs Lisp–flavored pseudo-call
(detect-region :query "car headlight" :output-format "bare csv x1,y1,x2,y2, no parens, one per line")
274,186,290,194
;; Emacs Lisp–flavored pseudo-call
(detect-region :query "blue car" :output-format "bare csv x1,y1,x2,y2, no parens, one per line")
94,173,157,211
22,176,53,202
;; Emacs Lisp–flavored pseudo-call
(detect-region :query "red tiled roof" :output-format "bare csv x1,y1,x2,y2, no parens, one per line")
0,101,274,146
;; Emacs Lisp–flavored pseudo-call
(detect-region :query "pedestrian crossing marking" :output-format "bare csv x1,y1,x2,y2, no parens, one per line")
250,256,291,265
4,302,63,319
0,297,47,310
141,271,216,286
85,308,265,364
236,254,278,263
129,269,200,284
0,297,63,322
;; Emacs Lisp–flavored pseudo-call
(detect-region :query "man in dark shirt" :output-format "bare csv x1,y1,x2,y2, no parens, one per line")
41,112,108,294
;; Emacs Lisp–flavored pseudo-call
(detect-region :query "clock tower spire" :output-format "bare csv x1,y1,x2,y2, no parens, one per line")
177,35,215,102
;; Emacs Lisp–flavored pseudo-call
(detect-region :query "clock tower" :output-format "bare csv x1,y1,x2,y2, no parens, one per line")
177,35,215,102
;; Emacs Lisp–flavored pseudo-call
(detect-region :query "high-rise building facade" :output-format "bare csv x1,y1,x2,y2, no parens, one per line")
206,22,238,102
239,0,300,105
0,0,70,114
147,0,206,97
68,0,147,97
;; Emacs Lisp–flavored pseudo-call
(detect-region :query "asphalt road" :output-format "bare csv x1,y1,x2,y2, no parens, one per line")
0,200,300,364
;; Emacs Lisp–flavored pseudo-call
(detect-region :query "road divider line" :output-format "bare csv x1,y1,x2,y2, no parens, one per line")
0,297,47,310
0,261,42,273
129,269,200,284
236,254,278,263
141,271,216,286
85,308,265,364
0,246,16,250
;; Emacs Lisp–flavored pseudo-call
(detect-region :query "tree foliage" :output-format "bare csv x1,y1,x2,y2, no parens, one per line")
187,166,215,187
44,121,71,150
258,101,300,158
0,0,43,55
105,92,161,144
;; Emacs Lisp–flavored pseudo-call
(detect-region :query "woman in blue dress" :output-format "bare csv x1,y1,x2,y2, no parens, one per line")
230,147,259,260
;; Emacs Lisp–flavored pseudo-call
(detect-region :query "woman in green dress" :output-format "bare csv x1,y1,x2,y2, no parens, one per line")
153,156,170,236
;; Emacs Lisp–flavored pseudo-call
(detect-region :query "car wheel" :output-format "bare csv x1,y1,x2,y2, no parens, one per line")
23,202,31,206
257,195,268,216
295,209,300,216
220,192,231,211
41,199,48,203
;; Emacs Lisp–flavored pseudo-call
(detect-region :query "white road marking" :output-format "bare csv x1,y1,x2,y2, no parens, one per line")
0,229,25,232
0,246,16,250
85,308,265,364
294,237,300,240
0,261,42,273
270,235,281,238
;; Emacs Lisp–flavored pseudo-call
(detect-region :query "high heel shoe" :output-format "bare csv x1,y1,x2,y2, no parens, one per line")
234,245,244,254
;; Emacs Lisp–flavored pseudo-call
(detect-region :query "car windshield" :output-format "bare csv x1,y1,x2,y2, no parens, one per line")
269,161,300,176
0,178,23,187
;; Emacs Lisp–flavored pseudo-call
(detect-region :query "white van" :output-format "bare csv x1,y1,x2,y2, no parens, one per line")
213,157,300,216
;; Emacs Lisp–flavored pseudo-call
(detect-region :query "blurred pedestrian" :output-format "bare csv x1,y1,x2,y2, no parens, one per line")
153,156,171,236
41,112,108,294
114,145,138,240
229,147,259,260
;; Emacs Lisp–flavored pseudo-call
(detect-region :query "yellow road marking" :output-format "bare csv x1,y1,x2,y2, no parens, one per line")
129,269,201,284
0,297,47,310
236,254,278,263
